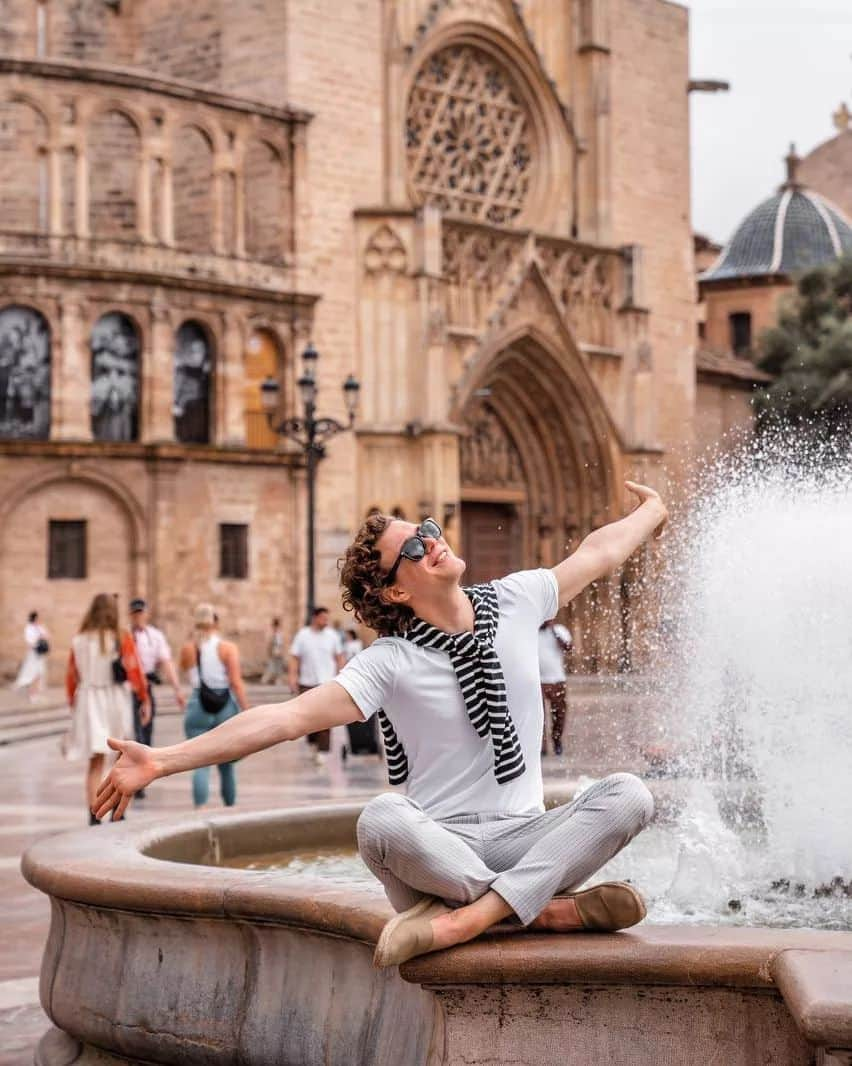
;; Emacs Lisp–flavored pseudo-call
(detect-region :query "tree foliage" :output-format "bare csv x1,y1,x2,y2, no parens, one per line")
755,256,852,435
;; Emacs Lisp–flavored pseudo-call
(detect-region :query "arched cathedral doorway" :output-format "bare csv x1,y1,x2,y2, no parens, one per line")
457,334,621,669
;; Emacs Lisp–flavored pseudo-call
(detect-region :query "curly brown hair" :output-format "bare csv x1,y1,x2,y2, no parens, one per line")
339,513,414,636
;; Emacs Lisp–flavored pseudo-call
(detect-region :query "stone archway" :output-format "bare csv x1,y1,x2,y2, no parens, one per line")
457,333,622,669
0,469,146,682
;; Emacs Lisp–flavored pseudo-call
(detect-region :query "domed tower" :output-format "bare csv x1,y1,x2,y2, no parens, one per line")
699,146,852,358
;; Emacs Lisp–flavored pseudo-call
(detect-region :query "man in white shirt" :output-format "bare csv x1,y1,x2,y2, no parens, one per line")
95,482,667,969
538,618,572,756
288,606,345,758
128,599,185,755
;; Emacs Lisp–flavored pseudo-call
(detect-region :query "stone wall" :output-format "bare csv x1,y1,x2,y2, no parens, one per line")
694,378,756,455
610,0,695,460
703,281,789,356
0,449,300,682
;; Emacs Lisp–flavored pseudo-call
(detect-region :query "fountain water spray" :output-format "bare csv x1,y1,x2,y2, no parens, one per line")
620,430,852,926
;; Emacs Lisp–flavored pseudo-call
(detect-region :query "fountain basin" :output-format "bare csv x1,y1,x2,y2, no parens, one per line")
22,803,852,1066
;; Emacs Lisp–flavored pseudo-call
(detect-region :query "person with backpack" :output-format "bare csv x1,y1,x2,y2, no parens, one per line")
177,604,248,808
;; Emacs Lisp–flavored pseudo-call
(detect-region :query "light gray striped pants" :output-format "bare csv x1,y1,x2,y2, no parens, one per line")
356,773,654,926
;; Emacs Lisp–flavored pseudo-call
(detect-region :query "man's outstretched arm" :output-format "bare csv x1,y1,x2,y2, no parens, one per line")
551,481,667,606
93,681,362,821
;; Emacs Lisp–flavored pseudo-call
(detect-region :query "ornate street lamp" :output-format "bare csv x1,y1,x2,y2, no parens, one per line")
261,343,360,622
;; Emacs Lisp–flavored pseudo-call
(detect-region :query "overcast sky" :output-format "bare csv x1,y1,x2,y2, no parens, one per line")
688,0,852,245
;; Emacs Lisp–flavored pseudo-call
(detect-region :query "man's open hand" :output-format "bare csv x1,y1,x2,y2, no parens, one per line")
92,738,160,821
624,480,668,538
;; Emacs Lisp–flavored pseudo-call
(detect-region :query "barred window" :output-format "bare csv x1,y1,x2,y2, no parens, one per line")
219,523,248,579
48,520,87,579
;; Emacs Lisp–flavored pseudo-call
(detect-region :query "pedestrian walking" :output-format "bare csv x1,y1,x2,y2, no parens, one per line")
288,606,344,762
96,481,667,968
538,618,573,756
260,617,286,684
14,610,49,701
341,627,364,662
178,604,248,808
128,598,185,797
64,593,148,824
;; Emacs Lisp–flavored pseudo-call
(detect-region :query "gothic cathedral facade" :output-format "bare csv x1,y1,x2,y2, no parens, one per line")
0,0,695,675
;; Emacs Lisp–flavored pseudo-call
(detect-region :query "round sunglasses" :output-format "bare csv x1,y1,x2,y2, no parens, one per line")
384,518,443,586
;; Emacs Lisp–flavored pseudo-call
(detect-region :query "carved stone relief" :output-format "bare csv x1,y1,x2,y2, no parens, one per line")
364,225,408,275
460,402,523,487
537,241,614,344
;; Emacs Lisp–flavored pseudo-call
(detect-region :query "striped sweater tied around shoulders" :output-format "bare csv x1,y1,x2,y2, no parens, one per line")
377,582,526,787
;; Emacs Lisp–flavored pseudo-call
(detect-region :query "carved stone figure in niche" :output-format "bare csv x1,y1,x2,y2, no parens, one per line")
461,403,523,487
0,306,51,440
173,321,211,444
90,312,139,442
406,44,534,224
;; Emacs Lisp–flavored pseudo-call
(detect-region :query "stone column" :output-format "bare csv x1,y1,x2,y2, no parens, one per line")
212,166,226,255
75,141,89,238
217,311,246,446
577,0,612,242
233,169,246,257
383,2,407,205
53,297,92,440
160,159,174,246
141,300,175,442
48,146,62,235
290,124,309,288
138,151,153,243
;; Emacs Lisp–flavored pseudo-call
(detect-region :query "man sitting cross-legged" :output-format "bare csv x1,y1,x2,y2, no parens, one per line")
93,481,666,968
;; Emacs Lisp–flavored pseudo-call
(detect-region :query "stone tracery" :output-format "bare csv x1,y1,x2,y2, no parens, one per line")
406,44,534,224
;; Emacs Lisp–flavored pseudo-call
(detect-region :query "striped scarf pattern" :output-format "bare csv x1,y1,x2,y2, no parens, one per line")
377,582,526,787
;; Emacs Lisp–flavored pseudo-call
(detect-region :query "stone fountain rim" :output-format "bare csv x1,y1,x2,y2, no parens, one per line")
21,801,852,1011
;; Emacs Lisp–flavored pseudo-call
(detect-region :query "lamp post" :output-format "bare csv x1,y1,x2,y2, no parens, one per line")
261,343,360,623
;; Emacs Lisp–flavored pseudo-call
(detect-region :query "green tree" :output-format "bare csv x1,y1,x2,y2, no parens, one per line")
755,255,852,434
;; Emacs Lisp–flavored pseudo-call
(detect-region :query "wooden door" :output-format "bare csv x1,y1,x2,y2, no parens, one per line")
243,329,279,449
460,502,522,585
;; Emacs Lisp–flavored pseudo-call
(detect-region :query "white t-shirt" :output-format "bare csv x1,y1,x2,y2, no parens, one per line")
132,624,172,675
537,623,572,684
290,625,341,686
335,568,559,819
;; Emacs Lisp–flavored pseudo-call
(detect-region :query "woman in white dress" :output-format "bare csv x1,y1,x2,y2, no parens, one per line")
13,611,49,700
64,593,149,824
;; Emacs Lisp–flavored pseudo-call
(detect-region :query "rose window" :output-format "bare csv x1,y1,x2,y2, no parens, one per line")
405,45,534,224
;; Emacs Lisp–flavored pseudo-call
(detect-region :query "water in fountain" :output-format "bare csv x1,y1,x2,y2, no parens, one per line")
601,431,852,928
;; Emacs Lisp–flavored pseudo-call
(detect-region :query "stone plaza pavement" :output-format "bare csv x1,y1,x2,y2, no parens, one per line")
0,678,647,1064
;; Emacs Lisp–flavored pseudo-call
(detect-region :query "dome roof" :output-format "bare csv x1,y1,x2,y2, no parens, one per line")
701,149,852,283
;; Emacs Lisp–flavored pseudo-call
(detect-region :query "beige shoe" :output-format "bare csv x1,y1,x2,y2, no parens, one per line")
373,896,453,968
563,881,647,931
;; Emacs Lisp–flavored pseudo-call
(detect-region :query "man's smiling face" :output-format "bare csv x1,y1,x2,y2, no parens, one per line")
377,518,466,600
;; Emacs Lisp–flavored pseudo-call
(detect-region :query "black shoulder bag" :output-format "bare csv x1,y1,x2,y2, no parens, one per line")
112,636,128,685
196,644,231,715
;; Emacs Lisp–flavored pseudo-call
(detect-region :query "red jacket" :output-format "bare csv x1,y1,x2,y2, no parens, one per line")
66,630,149,706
